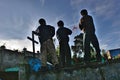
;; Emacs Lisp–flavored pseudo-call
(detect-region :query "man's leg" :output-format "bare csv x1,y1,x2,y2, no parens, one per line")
84,33,91,62
59,42,65,67
40,41,48,70
91,34,102,61
65,43,71,66
47,39,59,66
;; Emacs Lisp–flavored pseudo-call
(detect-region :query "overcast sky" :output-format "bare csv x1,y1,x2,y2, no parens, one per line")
0,0,120,52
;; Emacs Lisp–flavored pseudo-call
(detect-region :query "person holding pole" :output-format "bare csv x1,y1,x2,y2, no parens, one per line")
35,18,59,70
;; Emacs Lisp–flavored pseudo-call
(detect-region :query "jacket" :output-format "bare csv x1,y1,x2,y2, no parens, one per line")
56,27,72,42
79,15,95,34
36,25,55,44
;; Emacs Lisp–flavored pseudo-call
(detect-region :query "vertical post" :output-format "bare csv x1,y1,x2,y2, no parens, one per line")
27,31,38,57
32,31,35,57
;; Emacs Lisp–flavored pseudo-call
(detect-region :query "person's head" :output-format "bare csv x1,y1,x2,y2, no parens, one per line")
80,9,88,16
39,18,46,26
57,20,64,27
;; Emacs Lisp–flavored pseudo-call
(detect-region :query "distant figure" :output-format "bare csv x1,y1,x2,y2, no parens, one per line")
35,18,59,70
56,20,72,67
79,9,102,63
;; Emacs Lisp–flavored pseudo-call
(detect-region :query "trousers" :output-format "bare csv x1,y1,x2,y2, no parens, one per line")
40,39,59,66
83,33,102,61
59,41,71,67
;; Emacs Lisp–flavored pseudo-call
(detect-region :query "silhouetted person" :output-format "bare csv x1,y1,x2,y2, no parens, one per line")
79,9,102,63
56,20,72,67
35,18,59,70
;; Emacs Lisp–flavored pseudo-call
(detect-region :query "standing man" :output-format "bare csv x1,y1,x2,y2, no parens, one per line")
35,18,59,70
56,20,72,67
79,9,102,63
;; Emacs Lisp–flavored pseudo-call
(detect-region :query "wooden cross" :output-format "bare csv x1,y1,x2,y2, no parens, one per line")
27,31,39,57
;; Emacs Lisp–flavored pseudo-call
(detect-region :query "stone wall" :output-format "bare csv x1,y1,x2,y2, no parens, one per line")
28,62,120,80
0,47,40,80
0,47,40,70
0,47,120,80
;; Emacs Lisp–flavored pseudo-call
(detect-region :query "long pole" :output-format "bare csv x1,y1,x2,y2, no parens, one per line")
32,31,35,57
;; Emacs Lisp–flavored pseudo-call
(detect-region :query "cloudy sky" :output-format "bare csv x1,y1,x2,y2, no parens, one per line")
0,0,120,52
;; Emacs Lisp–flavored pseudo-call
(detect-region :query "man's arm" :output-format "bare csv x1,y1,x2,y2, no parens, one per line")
35,27,39,33
79,18,85,32
79,19,84,30
79,23,83,30
49,25,55,37
34,27,40,36
66,28,72,35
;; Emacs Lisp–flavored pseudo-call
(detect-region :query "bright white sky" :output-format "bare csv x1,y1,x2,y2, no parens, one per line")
0,0,120,52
